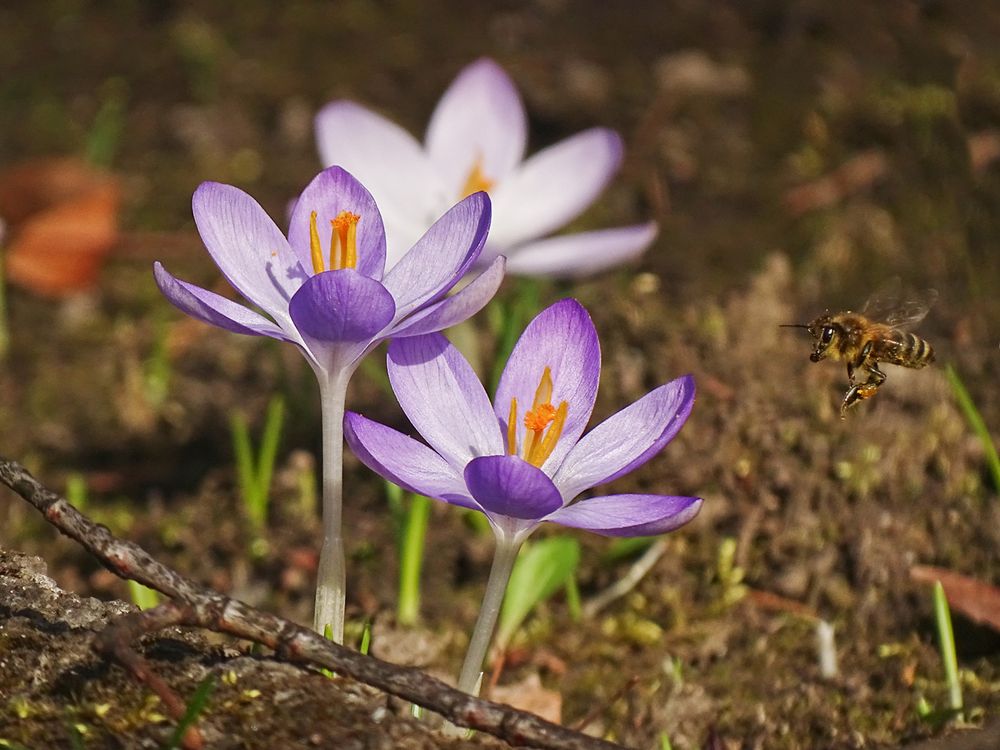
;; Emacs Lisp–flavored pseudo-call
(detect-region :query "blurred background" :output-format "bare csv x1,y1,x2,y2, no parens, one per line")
2,2,999,747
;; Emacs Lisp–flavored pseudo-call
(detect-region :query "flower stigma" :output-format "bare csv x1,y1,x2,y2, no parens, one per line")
309,210,361,273
460,156,495,198
505,366,568,467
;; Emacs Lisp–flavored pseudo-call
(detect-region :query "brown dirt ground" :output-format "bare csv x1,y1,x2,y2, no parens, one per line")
3,2,1000,748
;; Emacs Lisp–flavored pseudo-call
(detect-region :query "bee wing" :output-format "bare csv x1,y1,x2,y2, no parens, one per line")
862,279,937,329
883,290,937,329
860,277,903,319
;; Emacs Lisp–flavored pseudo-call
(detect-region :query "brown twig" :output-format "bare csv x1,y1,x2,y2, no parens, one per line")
0,456,626,750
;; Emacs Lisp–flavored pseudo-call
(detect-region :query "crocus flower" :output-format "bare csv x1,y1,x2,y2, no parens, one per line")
316,58,658,277
154,165,504,641
344,299,700,692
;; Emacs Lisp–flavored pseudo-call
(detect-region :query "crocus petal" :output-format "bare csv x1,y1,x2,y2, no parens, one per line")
464,455,564,520
382,192,491,319
287,166,387,280
503,222,658,278
344,412,476,508
387,333,504,468
153,262,294,342
488,128,623,250
315,101,445,232
389,256,506,338
192,182,304,323
494,299,600,473
554,375,695,500
288,269,395,343
546,494,702,537
425,58,528,195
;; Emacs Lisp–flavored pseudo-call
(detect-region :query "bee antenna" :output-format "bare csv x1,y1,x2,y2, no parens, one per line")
779,323,811,329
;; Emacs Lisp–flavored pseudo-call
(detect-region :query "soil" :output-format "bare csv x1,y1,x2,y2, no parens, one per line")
2,1,1000,748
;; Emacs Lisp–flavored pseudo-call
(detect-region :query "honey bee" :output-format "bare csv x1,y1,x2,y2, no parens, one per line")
783,280,937,417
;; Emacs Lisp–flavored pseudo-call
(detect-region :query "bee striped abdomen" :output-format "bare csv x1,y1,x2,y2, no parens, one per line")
882,331,934,368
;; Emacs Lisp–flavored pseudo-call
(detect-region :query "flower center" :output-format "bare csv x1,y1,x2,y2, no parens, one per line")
459,156,495,198
309,210,360,274
506,366,568,468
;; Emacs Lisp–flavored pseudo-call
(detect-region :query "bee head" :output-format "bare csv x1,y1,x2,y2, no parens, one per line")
807,314,838,361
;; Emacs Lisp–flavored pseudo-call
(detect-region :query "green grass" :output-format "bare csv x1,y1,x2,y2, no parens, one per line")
945,363,1000,493
230,394,286,539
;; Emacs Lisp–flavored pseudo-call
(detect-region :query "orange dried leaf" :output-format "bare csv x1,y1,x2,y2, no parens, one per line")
490,673,562,724
0,157,121,297
910,564,1000,632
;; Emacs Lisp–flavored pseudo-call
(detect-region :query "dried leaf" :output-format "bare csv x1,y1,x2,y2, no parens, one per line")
0,157,121,297
910,565,1000,632
490,673,562,725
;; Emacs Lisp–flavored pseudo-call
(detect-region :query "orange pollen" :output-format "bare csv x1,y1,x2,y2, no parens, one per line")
512,366,568,468
460,157,495,198
524,402,556,432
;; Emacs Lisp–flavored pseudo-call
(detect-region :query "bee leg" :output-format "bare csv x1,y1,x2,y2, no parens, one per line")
849,341,874,383
840,361,886,417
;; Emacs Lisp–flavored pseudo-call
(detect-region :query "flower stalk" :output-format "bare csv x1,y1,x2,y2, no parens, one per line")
456,537,522,694
314,369,352,641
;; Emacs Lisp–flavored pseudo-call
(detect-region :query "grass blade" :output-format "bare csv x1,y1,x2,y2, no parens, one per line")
944,363,1000,493
933,580,964,721
163,676,215,750
397,494,431,626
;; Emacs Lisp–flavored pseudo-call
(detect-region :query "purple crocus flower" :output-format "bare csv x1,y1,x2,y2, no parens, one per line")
344,299,700,692
154,165,504,641
316,58,658,278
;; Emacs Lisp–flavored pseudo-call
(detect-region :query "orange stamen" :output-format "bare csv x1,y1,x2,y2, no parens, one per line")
511,366,568,468
532,367,553,410
309,211,324,274
507,398,518,455
330,211,360,270
529,401,567,467
460,157,495,198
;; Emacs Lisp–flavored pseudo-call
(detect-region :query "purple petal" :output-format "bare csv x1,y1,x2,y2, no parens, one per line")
344,412,477,508
505,222,658,278
192,182,304,323
315,101,444,231
387,333,504,468
154,262,294,341
546,494,702,537
489,129,623,250
288,269,395,343
425,58,528,196
389,256,506,338
287,166,387,280
494,299,600,474
554,375,695,500
464,455,563,520
382,192,491,319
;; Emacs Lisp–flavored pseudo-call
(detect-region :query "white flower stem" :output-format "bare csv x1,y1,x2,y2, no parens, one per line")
456,538,522,694
313,370,350,642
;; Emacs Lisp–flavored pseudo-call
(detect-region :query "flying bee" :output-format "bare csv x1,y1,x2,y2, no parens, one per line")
783,280,937,417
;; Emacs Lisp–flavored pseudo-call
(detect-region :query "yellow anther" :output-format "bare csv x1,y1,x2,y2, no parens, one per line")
507,398,518,455
309,211,325,274
531,367,553,410
460,157,495,198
